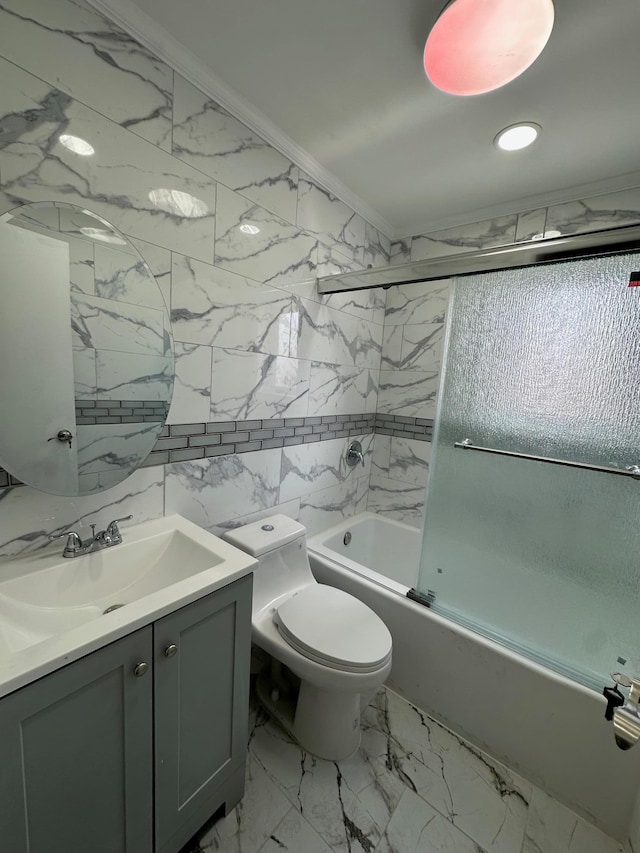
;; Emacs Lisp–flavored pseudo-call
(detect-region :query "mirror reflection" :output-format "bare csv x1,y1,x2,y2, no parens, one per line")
0,202,174,497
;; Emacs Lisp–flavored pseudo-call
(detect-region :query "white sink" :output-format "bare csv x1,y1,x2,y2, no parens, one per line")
0,515,257,696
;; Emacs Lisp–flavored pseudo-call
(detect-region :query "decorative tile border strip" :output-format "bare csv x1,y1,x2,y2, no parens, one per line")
143,414,376,466
75,400,170,425
374,414,434,441
0,412,435,487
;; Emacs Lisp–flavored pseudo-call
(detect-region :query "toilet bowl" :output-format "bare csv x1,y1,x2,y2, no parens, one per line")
224,514,392,760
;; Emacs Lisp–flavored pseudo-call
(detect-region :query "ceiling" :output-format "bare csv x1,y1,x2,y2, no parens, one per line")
102,0,640,238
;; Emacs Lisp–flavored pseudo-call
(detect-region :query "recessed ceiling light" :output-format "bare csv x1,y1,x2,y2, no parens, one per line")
494,123,541,151
79,226,127,245
148,188,209,218
424,0,555,96
239,223,261,235
59,134,95,156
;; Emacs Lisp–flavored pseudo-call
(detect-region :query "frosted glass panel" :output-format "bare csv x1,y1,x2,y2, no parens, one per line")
419,252,640,689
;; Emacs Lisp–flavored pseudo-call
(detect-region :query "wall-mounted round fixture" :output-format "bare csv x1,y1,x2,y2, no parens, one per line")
424,0,555,96
59,134,95,156
494,122,541,151
148,188,209,218
239,223,260,235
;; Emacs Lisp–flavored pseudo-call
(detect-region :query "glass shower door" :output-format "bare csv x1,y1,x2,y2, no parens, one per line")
417,252,640,690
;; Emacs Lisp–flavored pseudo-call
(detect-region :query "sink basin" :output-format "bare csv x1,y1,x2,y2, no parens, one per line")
0,514,257,696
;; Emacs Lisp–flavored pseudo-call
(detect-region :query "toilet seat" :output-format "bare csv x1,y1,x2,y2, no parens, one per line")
274,585,392,674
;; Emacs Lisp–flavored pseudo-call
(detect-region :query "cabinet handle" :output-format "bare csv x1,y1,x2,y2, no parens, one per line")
134,662,149,677
164,644,177,658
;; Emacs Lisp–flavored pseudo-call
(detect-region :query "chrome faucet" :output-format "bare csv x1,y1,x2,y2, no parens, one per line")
51,515,133,558
603,673,640,750
346,440,365,468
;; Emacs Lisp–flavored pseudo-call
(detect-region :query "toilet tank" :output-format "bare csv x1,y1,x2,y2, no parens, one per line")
223,515,315,614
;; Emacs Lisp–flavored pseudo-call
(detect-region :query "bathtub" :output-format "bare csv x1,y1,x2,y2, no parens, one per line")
307,512,640,841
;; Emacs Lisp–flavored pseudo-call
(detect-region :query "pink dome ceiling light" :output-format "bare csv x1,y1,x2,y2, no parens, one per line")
424,0,555,96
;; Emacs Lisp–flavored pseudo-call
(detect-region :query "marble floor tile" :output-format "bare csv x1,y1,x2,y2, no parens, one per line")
184,687,626,853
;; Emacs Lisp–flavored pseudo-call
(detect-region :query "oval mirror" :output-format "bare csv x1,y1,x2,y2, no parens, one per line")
0,202,174,496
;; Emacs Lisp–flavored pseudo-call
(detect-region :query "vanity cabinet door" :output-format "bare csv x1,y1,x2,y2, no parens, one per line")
153,574,252,853
0,627,154,853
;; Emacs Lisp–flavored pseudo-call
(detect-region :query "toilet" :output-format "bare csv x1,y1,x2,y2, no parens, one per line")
223,514,392,760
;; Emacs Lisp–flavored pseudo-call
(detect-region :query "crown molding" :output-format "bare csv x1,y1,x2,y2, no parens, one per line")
85,0,394,239
398,169,640,240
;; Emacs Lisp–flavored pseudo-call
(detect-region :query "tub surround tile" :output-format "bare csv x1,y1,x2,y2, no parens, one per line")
210,348,310,420
523,790,625,853
308,363,377,417
287,276,386,327
388,438,431,489
292,297,382,370
279,434,372,503
172,74,299,224
363,222,391,269
0,0,173,150
0,467,163,558
298,478,360,536
0,57,216,263
390,238,411,266
164,449,282,531
214,184,318,287
170,254,293,356
384,280,450,327
381,323,444,372
377,370,440,418
372,434,392,477
516,208,548,242
411,215,518,262
366,474,425,527
297,172,366,266
167,342,212,424
545,189,640,237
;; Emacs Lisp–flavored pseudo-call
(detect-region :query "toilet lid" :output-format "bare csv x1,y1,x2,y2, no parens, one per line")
275,585,392,673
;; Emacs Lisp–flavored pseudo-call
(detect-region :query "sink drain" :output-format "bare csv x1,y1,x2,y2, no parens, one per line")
103,603,125,614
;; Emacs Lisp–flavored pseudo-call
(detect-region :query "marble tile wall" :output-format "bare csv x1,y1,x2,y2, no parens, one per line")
0,0,390,559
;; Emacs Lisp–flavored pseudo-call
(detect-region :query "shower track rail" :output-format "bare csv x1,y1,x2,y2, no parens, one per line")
453,439,640,479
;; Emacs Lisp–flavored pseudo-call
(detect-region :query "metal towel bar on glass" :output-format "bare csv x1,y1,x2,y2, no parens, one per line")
453,439,640,479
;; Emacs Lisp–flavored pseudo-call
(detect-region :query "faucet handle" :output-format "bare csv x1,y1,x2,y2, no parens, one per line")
603,684,625,721
106,514,133,540
50,530,83,557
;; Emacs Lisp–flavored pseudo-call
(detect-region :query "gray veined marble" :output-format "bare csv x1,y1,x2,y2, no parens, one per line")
210,348,310,420
215,184,318,287
0,0,173,150
384,280,451,327
291,297,382,370
95,350,172,401
388,437,431,489
170,254,294,357
381,324,444,372
168,342,212,425
516,208,548,242
297,171,366,266
76,422,160,478
94,243,164,309
363,222,391,269
366,473,425,527
164,450,282,530
389,238,412,266
172,74,299,224
0,467,163,558
0,56,216,263
545,189,640,237
298,477,360,536
71,293,165,356
279,434,372,503
377,370,440,418
411,215,519,262
308,364,377,417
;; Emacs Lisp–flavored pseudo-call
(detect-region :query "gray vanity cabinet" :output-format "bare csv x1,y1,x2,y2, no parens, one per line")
0,627,154,853
154,575,252,853
0,573,252,853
